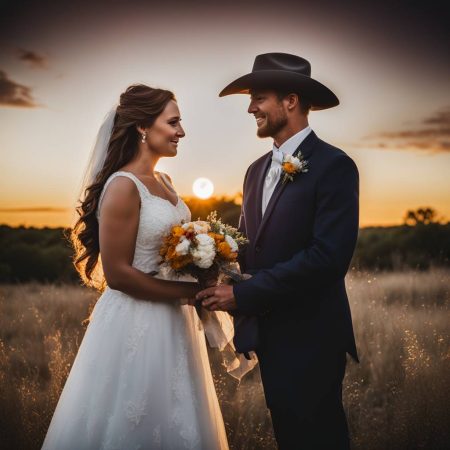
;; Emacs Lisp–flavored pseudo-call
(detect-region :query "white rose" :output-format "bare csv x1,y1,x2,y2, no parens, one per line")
284,154,301,170
195,233,215,246
193,221,210,233
175,236,190,256
192,233,216,268
224,235,238,253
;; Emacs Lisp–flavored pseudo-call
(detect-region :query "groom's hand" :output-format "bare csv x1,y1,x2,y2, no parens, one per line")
196,284,237,311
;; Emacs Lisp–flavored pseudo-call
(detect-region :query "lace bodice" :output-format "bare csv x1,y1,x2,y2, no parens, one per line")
97,171,191,273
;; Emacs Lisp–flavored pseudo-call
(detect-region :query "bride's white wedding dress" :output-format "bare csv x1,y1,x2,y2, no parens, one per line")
42,171,229,450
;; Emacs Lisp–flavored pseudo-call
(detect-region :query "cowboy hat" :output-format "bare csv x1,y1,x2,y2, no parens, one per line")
219,52,339,110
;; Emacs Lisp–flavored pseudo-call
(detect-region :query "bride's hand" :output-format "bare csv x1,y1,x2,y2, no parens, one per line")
204,278,217,288
186,297,198,306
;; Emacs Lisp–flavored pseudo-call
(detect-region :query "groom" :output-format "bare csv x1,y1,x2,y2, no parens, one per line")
197,53,359,449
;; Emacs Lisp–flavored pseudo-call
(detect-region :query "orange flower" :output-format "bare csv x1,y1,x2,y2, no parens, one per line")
282,162,297,174
165,246,175,260
209,232,225,243
168,235,180,246
217,241,237,261
172,226,185,237
218,241,231,257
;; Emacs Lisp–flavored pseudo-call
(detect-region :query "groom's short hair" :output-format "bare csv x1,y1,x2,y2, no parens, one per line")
275,90,311,115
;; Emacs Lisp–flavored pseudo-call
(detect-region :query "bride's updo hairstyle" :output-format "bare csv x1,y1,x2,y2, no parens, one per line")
71,84,175,289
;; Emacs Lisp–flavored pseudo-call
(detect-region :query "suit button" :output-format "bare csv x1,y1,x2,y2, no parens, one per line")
255,245,261,253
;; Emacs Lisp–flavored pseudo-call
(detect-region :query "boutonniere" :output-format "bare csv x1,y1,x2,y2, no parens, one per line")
281,152,309,184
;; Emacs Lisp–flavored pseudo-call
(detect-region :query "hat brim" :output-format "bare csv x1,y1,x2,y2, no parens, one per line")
219,70,339,110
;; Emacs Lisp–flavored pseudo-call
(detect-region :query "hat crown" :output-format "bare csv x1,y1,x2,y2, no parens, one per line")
219,52,338,110
252,53,311,76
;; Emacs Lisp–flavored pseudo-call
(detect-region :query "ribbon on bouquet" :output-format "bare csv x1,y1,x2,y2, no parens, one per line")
199,268,258,380
200,309,258,381
154,266,258,381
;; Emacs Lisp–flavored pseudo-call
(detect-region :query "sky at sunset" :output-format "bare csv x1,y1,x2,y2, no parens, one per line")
0,0,449,228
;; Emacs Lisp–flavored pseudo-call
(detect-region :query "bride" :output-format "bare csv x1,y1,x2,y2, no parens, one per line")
42,84,229,449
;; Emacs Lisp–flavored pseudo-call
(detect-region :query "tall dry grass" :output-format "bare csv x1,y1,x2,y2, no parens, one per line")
0,284,97,449
344,269,449,450
0,270,449,449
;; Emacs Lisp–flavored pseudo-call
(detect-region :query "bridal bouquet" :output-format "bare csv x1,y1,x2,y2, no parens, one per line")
159,211,247,286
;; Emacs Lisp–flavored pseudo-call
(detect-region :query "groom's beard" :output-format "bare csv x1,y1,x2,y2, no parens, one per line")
257,108,288,138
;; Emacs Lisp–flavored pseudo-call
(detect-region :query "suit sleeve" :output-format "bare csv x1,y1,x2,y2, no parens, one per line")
237,167,250,273
233,154,359,315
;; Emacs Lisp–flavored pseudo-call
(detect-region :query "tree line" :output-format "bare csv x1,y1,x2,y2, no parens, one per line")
0,205,448,283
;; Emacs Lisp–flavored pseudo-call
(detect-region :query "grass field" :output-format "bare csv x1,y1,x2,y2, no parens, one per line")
1,270,449,449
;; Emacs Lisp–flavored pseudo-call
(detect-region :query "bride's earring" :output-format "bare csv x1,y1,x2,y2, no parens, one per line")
141,132,147,143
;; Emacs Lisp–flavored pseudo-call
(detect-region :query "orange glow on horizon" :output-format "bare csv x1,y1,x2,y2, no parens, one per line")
1,197,449,229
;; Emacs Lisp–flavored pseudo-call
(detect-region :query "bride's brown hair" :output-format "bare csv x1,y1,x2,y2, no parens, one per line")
71,84,175,289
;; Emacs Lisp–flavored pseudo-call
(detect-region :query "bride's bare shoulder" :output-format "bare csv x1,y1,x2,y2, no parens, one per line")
99,175,140,218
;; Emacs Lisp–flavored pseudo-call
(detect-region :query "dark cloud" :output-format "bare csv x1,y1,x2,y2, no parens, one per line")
367,109,450,154
423,109,450,127
17,48,48,69
1,0,449,57
0,71,39,107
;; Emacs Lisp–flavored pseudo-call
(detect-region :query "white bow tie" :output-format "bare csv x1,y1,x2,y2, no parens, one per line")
271,150,285,166
265,151,285,188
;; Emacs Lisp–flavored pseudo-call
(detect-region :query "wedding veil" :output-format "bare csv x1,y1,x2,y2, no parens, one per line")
77,107,117,205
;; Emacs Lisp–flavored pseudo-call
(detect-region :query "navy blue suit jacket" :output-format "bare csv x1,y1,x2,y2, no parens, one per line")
233,131,359,413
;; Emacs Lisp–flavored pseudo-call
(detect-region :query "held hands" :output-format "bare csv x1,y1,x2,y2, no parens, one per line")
195,284,238,312
185,278,217,307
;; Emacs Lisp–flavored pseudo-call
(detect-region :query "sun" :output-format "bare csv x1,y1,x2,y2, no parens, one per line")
192,178,214,199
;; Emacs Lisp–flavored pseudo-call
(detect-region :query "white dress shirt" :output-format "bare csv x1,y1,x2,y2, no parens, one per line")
261,126,312,215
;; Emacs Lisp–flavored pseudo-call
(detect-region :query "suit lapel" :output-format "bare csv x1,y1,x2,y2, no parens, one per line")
253,152,272,227
255,131,319,244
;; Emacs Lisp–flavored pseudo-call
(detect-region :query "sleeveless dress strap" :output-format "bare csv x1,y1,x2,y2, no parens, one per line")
97,171,147,220
158,172,176,193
